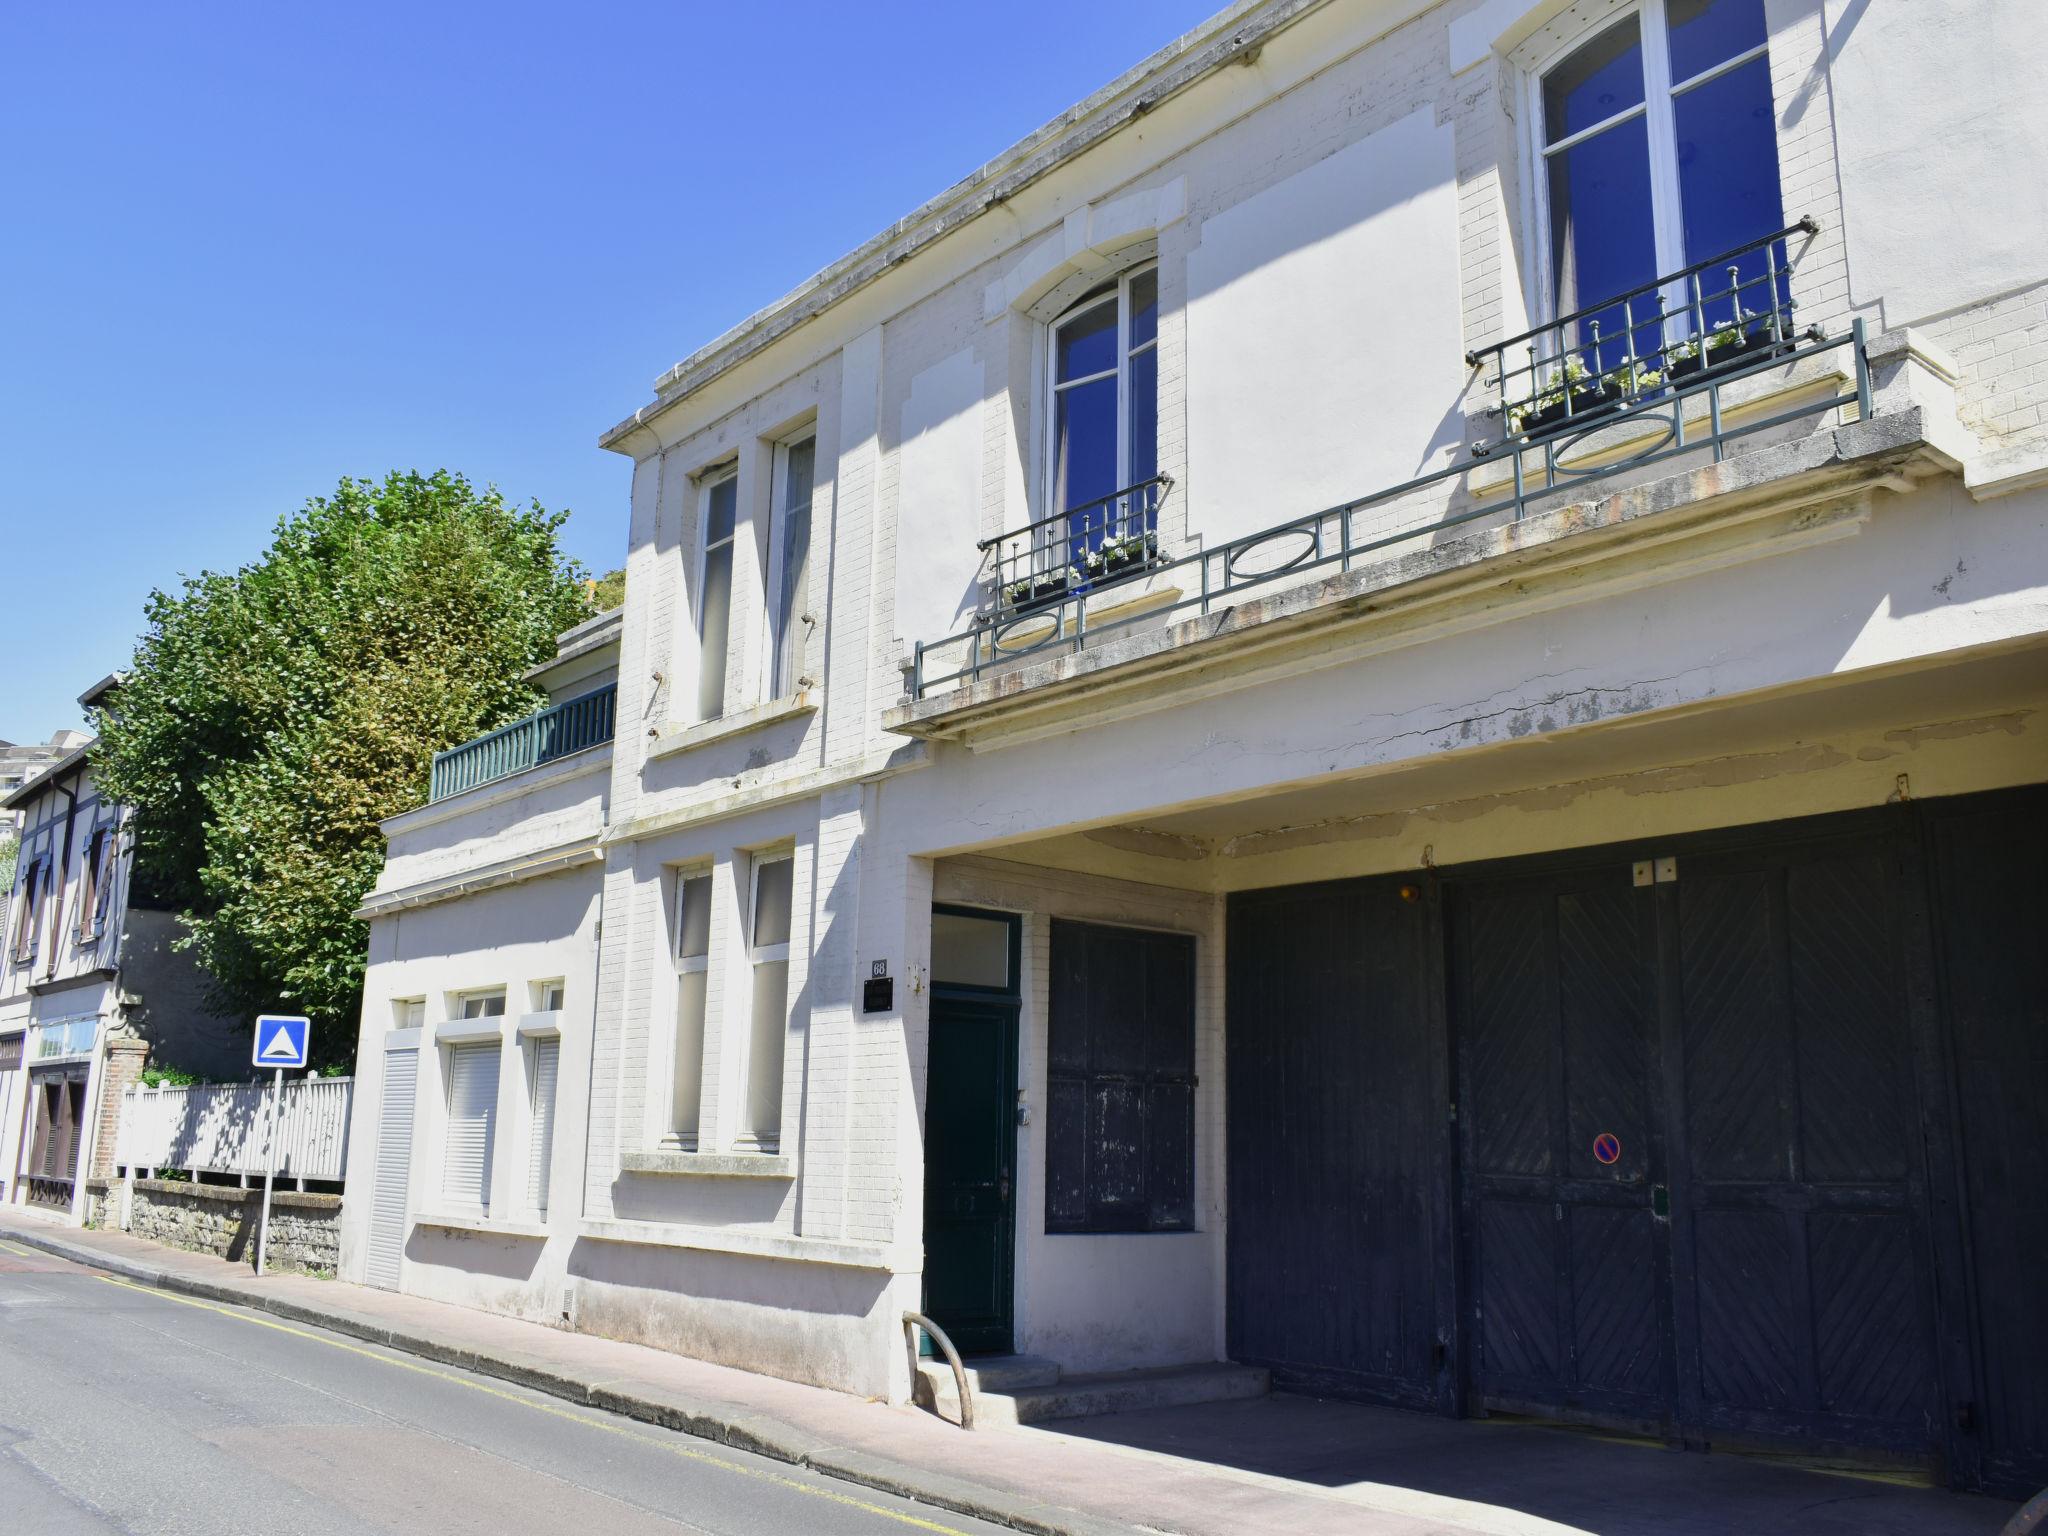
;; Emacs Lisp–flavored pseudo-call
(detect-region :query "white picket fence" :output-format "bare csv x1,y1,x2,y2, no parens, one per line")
117,1076,353,1185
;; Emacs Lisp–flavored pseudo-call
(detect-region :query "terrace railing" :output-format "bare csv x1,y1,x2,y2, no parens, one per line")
909,220,1867,702
429,682,617,802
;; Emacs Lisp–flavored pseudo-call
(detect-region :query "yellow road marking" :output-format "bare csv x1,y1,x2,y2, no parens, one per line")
95,1275,974,1534
0,1239,38,1257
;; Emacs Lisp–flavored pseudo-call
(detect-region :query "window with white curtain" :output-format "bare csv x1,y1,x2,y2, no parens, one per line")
768,436,815,699
670,871,712,1147
526,1036,559,1216
442,1041,500,1210
696,467,739,721
740,854,794,1151
1536,0,1783,374
1045,264,1159,571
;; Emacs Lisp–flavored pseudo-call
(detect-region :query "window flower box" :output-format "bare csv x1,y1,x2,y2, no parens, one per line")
1668,314,1793,384
1002,568,1076,612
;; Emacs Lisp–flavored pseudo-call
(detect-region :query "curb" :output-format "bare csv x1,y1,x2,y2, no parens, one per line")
1,1222,1127,1536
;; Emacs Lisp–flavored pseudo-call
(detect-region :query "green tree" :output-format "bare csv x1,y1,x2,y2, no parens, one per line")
588,567,627,610
93,470,595,1067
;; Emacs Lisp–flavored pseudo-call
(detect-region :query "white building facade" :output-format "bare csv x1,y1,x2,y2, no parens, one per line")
338,0,2048,1496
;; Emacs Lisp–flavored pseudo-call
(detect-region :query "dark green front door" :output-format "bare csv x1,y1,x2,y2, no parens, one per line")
922,994,1018,1355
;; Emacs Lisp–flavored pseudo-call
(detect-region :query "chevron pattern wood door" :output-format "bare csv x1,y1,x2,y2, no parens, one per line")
1450,869,1673,1430
1450,828,1940,1456
1672,836,1938,1455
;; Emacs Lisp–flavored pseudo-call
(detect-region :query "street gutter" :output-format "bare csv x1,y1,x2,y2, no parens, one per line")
0,1218,1127,1536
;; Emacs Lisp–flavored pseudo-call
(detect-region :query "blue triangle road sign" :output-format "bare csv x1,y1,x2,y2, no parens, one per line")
252,1015,311,1070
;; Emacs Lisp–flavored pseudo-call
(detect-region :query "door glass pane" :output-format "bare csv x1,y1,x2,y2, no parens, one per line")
676,873,711,960
696,541,732,720
1127,269,1158,350
932,912,1011,990
774,439,814,695
752,858,793,949
1546,113,1659,379
745,959,790,1146
1127,345,1158,492
1674,53,1787,330
1055,297,1117,383
672,970,706,1141
1667,0,1766,85
1054,374,1119,552
1544,17,1645,144
704,474,736,545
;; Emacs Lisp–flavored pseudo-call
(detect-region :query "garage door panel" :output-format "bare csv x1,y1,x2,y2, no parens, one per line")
1694,1207,1802,1415
1560,889,1652,1183
1462,891,1554,1178
1811,1210,1931,1424
1680,870,1794,1184
1571,1204,1663,1395
1475,1198,1561,1387
1787,856,1912,1185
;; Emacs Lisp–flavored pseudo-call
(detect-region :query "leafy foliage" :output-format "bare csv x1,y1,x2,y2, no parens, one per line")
93,471,594,1067
0,833,15,892
588,567,627,611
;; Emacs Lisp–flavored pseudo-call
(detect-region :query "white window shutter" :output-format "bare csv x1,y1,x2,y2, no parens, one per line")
526,1038,559,1216
442,1043,499,1210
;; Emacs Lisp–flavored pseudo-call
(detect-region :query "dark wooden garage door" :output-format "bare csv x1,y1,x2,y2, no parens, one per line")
1449,825,1943,1456
1227,875,1447,1408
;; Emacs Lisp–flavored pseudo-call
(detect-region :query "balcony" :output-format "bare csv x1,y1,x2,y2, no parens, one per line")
428,683,617,802
902,221,1874,713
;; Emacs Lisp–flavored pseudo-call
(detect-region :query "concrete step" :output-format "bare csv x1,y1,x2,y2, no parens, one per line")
914,1353,1062,1415
923,1360,1269,1428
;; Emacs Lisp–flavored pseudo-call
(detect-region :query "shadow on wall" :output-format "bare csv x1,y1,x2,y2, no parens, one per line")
564,1236,893,1394
404,1226,545,1285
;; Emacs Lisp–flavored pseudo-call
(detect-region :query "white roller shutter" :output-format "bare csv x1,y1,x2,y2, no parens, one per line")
366,1047,417,1290
442,1042,499,1210
526,1038,559,1216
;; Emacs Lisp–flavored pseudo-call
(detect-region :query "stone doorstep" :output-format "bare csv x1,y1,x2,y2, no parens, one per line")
0,1218,1139,1536
917,1359,1271,1429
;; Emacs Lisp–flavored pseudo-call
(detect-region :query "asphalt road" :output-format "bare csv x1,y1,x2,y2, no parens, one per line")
0,1239,1018,1536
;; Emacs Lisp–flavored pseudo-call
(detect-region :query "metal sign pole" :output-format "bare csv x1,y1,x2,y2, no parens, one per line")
255,1065,283,1276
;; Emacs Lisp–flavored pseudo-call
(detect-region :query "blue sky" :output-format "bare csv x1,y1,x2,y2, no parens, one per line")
0,1,1220,741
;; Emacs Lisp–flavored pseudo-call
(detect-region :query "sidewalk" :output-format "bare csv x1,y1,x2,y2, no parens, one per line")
0,1212,2020,1536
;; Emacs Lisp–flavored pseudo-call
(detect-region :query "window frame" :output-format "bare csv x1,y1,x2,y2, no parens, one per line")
74,827,112,943
12,857,46,963
1040,261,1160,569
1521,0,1776,348
533,979,567,1014
693,461,741,722
1044,918,1198,1236
737,849,796,1153
667,866,714,1149
440,1038,501,1213
457,989,508,1021
763,431,817,701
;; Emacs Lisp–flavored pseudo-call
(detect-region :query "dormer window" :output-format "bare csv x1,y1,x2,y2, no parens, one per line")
1536,0,1783,375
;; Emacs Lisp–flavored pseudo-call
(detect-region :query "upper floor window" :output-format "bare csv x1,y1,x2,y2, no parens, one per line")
458,990,507,1020
767,436,815,699
695,466,739,721
11,858,46,963
1047,264,1159,569
1538,0,1783,375
75,828,111,943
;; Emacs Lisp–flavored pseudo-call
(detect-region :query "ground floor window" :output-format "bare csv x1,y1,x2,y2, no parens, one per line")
442,1041,499,1210
1045,919,1196,1233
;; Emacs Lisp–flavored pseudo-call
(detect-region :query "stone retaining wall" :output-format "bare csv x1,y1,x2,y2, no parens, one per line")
86,1178,341,1276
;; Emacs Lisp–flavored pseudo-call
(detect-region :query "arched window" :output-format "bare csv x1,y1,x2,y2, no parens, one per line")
1537,0,1784,374
1045,263,1159,573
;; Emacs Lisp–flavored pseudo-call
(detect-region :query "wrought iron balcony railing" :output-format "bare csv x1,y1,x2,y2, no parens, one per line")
428,682,617,802
982,476,1172,613
908,219,1869,703
1468,219,1820,455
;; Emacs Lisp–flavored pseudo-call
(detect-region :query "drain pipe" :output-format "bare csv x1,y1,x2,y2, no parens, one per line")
902,1311,974,1431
